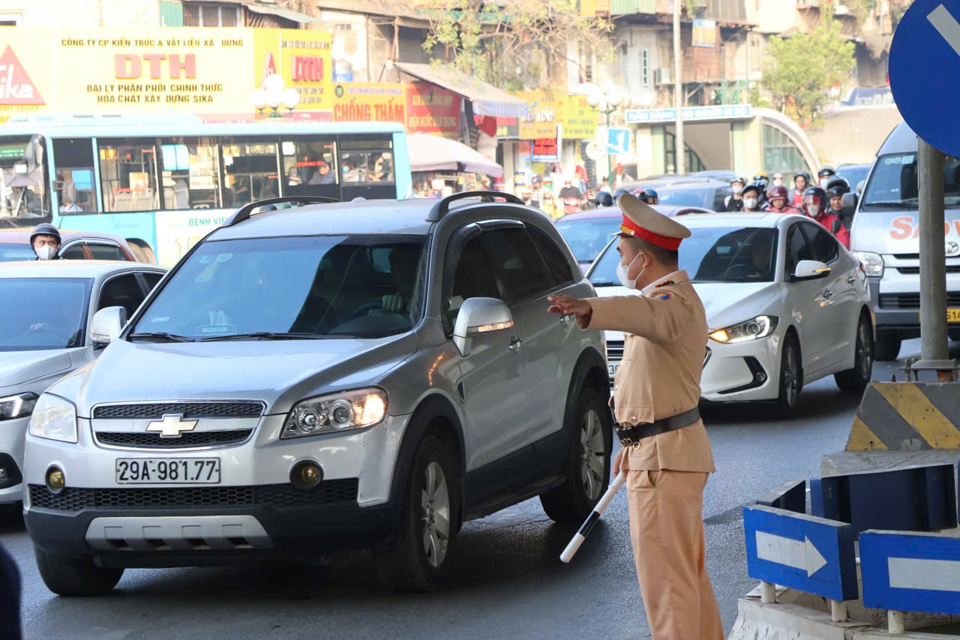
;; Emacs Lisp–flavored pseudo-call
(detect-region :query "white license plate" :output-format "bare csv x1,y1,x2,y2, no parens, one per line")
608,363,620,377
116,458,221,484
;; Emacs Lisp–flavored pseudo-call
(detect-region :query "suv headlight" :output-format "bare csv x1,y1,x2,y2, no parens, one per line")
853,251,884,277
28,394,78,443
709,315,779,344
281,388,387,439
0,392,37,421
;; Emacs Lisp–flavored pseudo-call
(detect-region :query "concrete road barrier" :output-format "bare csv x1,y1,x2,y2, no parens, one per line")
846,382,960,452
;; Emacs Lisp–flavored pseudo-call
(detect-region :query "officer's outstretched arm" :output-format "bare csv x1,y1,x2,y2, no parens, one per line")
580,294,685,344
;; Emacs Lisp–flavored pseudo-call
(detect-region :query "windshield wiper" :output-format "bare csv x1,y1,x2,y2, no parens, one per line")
128,332,196,343
198,332,326,342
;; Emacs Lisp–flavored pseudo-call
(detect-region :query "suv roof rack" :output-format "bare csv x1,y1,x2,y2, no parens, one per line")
225,196,341,227
426,191,524,222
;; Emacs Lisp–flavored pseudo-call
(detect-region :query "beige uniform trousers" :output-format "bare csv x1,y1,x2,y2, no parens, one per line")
627,469,724,640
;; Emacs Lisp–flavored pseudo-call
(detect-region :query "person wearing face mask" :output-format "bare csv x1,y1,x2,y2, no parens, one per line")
772,172,784,188
803,186,850,248
29,223,62,261
818,167,836,189
546,193,722,640
724,176,746,211
763,185,800,214
791,171,812,207
740,183,763,212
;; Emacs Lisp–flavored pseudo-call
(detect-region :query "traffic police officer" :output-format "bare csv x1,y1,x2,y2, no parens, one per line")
548,193,722,640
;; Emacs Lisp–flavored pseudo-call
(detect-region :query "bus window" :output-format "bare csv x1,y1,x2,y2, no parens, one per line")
281,138,338,198
98,139,160,212
160,137,222,210
0,135,49,223
53,139,96,214
339,137,395,185
222,138,279,207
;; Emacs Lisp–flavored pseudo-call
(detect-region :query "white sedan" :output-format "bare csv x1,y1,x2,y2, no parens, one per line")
586,213,874,411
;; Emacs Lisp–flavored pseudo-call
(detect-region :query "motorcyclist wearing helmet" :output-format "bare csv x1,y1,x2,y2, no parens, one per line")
763,185,800,214
594,191,615,208
741,183,764,212
803,186,849,248
791,171,812,207
638,188,659,205
818,167,836,189
724,176,746,212
30,223,62,260
825,186,851,229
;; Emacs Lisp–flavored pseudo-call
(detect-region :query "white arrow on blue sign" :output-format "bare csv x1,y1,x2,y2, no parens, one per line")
890,1,960,157
862,531,960,614
744,505,859,602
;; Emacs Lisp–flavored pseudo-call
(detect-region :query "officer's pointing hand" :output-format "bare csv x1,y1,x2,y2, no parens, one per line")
547,295,592,323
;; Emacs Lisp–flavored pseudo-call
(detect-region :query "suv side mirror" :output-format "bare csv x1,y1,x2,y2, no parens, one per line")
842,192,858,219
792,260,831,281
452,297,514,357
90,306,127,348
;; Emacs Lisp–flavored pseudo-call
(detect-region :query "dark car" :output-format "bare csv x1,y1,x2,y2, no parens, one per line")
555,204,711,271
836,163,871,193
656,180,732,212
0,229,155,263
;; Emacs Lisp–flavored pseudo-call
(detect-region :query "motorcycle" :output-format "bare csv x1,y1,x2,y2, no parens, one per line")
562,197,583,215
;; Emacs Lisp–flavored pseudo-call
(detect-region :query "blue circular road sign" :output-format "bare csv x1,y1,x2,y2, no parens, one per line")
890,0,960,157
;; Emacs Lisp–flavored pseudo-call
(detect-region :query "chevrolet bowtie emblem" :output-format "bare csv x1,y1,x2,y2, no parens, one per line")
146,414,198,438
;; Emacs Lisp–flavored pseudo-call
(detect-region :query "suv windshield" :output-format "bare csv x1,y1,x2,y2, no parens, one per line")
0,278,90,351
861,153,960,211
133,235,425,340
589,227,778,286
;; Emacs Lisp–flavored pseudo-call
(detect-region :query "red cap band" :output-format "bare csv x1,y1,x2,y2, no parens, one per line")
619,215,682,251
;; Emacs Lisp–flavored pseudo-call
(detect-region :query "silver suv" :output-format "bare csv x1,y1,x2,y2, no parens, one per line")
23,193,612,595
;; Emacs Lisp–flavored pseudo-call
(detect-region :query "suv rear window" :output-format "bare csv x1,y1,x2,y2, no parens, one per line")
134,235,425,340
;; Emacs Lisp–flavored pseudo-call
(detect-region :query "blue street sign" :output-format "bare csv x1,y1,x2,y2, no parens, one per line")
744,505,859,601
624,104,752,124
889,0,960,156
862,531,960,614
607,128,631,155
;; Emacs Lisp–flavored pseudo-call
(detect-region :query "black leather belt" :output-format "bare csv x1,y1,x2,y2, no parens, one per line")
617,407,701,447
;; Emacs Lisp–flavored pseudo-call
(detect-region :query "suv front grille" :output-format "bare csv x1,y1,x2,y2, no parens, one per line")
28,479,359,512
879,293,960,309
95,430,253,449
93,402,264,420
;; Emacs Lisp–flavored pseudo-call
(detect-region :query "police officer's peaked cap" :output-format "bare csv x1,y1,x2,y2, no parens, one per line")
617,193,691,251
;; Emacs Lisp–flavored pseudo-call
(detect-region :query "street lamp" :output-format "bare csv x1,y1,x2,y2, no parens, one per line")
587,87,622,188
254,73,300,118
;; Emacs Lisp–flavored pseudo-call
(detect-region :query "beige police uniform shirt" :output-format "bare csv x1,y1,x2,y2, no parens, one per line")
579,270,716,473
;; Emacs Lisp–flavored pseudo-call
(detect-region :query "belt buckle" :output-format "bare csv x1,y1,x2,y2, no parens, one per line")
620,436,634,447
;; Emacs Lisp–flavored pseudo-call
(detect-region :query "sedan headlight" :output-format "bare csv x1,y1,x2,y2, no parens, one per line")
28,394,78,443
281,388,387,439
0,392,37,421
709,315,779,344
853,251,884,277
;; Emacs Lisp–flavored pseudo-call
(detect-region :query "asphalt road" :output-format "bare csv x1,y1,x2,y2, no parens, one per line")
2,339,954,640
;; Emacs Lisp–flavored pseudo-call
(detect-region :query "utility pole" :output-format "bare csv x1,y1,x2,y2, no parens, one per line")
917,138,950,366
673,0,685,175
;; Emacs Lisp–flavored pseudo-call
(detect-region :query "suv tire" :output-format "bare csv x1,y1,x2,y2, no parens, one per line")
875,333,902,362
374,433,459,592
35,548,124,596
540,387,612,523
835,314,873,394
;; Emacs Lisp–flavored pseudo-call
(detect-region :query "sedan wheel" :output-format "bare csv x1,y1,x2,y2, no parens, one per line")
775,334,801,414
836,315,873,394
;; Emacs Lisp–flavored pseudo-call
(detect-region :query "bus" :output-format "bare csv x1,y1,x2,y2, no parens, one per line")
0,114,412,266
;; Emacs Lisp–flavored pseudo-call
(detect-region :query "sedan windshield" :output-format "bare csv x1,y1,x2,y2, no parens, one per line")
555,218,617,264
861,153,960,211
0,278,90,351
133,235,426,340
589,227,779,287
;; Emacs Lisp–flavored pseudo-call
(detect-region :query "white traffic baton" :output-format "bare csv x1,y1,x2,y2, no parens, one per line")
560,471,625,563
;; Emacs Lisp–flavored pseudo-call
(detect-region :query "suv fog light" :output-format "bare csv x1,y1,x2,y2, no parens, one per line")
291,461,323,490
46,466,65,494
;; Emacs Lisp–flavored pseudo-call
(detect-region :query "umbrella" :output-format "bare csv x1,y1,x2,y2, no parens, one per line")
407,134,504,179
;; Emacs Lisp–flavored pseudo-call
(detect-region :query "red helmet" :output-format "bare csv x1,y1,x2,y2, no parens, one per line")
768,185,789,202
803,186,827,217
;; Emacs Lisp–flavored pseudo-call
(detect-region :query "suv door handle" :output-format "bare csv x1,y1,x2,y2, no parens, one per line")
508,337,524,353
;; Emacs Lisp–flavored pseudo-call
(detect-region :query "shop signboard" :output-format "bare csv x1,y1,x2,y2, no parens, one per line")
561,94,598,140
406,81,461,138
332,82,406,124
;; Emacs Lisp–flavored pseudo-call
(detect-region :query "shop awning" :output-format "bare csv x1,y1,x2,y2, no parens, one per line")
394,62,528,118
408,134,503,178
241,1,319,24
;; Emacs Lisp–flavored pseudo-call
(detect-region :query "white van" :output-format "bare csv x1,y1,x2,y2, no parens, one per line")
849,122,960,360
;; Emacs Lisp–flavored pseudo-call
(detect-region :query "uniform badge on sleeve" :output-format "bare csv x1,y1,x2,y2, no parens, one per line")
656,292,672,301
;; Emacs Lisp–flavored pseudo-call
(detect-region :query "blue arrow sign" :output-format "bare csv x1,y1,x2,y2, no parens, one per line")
862,530,960,614
890,0,960,156
744,505,859,601
607,128,631,155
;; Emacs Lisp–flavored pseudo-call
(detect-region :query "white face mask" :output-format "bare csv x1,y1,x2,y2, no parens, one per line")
806,203,820,217
732,185,743,195
743,197,758,210
773,179,783,187
616,252,646,290
35,245,56,260
819,178,830,188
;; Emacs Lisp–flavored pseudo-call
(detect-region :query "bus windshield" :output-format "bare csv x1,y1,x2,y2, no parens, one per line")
0,135,49,223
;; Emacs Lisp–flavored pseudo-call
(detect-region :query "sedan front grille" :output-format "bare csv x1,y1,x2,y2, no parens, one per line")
95,430,253,449
93,402,264,420
29,479,360,512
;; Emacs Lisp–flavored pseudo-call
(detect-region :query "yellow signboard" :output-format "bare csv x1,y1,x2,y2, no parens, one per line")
560,94,598,140
0,29,53,123
516,90,559,140
332,82,406,124
254,29,333,113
